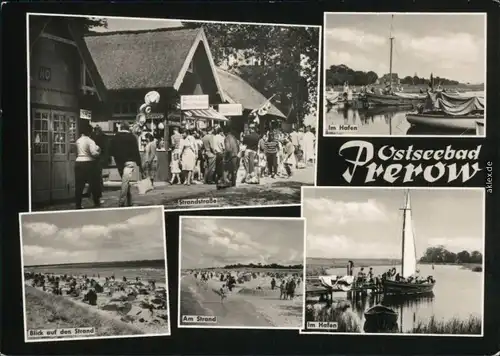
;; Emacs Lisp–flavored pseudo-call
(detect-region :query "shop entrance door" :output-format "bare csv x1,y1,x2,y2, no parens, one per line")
31,108,77,204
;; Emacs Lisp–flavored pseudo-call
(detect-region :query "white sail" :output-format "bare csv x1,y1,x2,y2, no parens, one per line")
401,191,417,278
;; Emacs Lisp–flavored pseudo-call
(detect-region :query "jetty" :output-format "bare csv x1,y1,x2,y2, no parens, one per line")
306,279,385,305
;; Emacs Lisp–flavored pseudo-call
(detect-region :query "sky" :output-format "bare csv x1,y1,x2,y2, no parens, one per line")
324,13,486,84
303,188,484,260
21,207,166,266
181,217,304,269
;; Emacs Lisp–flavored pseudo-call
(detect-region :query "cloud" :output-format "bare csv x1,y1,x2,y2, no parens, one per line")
24,222,58,237
398,32,484,67
304,198,391,226
22,209,165,265
181,219,303,268
325,28,385,48
427,237,483,254
307,233,399,259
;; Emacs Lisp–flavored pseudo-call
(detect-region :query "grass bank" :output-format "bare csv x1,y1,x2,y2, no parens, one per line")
412,315,481,334
25,285,143,338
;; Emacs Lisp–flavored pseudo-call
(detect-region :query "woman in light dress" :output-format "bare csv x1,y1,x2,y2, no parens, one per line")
169,130,182,185
180,129,198,186
301,126,316,164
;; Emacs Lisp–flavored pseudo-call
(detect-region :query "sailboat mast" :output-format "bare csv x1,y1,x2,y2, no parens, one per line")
389,15,395,90
400,190,408,275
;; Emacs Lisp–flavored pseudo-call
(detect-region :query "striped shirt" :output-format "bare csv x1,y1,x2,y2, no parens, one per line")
264,140,279,154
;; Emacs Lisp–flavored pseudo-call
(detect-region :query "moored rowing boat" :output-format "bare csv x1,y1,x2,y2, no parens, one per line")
407,114,484,131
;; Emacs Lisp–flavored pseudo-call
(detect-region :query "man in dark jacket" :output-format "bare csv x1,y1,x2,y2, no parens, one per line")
242,125,260,180
201,127,216,184
109,122,143,207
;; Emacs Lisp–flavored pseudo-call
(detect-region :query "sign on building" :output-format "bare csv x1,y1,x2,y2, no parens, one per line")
218,103,243,116
80,109,92,120
38,66,51,82
180,95,209,110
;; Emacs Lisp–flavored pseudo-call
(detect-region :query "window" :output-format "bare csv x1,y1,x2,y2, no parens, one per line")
52,114,67,154
113,101,141,115
32,110,50,155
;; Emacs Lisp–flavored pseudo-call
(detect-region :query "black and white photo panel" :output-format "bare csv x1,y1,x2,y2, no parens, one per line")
28,13,320,213
178,216,305,330
300,187,484,337
19,206,170,342
323,12,486,137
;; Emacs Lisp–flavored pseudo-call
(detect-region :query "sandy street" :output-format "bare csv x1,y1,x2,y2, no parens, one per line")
34,165,315,211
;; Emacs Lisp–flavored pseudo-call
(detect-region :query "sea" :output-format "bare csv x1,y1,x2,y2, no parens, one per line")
311,262,483,333
324,91,485,136
24,260,167,284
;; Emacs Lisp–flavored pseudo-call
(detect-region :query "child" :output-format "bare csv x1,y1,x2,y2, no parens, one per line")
169,149,181,184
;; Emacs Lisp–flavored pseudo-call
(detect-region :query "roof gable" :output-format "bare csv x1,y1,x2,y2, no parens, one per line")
174,28,226,102
85,27,202,91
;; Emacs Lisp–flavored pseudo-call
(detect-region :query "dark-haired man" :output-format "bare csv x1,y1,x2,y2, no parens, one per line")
109,122,143,207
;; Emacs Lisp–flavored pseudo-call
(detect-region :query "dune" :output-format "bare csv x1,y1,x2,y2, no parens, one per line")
180,276,273,327
24,285,144,338
24,275,170,338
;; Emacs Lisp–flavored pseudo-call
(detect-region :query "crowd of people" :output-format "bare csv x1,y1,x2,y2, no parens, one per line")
168,123,316,187
73,120,316,209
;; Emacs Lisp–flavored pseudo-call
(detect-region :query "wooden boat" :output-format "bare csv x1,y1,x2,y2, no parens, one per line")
475,120,485,135
406,113,483,131
364,92,425,107
364,305,398,325
382,191,435,296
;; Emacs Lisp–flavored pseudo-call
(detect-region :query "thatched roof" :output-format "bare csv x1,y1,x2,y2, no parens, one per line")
84,27,201,90
216,68,286,119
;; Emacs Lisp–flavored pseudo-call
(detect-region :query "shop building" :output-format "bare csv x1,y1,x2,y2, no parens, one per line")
84,27,229,181
29,15,107,205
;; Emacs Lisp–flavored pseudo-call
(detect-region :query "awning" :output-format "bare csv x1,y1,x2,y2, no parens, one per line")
184,107,228,121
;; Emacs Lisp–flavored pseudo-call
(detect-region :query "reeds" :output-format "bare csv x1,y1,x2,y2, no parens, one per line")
305,303,361,332
412,315,481,334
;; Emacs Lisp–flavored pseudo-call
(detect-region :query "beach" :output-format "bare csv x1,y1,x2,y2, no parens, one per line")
180,271,303,328
24,270,170,339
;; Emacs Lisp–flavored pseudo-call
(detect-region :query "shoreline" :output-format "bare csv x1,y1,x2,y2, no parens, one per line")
180,275,303,328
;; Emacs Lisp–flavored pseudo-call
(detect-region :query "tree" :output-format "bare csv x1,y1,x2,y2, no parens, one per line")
30,15,107,40
456,250,471,263
183,22,319,126
420,246,482,264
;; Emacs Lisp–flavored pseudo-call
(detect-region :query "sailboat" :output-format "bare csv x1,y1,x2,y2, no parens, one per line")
364,15,426,107
382,190,435,295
